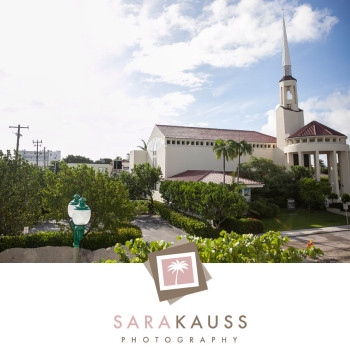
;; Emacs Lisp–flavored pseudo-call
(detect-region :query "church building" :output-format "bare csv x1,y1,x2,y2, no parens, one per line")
130,18,350,196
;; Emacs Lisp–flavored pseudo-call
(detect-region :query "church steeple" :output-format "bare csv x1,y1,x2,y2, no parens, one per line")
279,16,299,111
282,16,292,77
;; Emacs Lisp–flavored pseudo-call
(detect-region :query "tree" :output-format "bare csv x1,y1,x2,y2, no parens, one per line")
63,155,94,163
239,157,297,205
42,163,135,234
234,140,253,184
0,150,43,235
131,163,163,211
212,139,238,185
201,183,248,229
168,260,189,285
137,139,148,151
298,178,325,211
118,171,144,200
289,165,312,181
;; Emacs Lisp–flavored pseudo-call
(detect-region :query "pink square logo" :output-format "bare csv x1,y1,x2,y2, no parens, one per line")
156,252,199,291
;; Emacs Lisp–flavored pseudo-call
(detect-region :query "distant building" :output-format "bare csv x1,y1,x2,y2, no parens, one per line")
67,163,113,175
19,150,61,167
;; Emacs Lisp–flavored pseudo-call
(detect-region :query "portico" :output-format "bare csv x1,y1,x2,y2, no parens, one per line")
284,123,350,195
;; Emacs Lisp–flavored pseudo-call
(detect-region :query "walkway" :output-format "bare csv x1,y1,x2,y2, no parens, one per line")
132,214,186,243
281,226,350,263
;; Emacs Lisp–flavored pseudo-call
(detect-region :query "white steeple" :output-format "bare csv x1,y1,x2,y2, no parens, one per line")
282,16,292,77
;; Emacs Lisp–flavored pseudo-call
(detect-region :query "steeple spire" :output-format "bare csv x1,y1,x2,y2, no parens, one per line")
282,16,292,77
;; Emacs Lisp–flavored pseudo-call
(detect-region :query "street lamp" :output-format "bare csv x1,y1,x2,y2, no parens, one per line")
70,196,91,263
68,194,80,219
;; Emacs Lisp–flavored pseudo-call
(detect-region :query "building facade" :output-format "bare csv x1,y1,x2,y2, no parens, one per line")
130,18,350,195
19,150,61,167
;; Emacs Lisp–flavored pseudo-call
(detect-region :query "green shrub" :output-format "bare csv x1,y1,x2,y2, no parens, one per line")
133,200,151,215
328,203,343,210
154,201,218,238
220,217,264,234
102,231,324,263
341,193,350,203
0,225,142,253
328,192,339,200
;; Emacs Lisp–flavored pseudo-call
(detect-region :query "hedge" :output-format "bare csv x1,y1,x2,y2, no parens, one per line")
220,217,264,235
0,225,142,253
153,201,264,237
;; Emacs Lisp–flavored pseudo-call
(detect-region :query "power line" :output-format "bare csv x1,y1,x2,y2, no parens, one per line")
9,124,29,154
33,139,42,167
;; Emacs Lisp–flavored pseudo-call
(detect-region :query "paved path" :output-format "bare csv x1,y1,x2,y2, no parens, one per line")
281,226,350,263
132,214,186,243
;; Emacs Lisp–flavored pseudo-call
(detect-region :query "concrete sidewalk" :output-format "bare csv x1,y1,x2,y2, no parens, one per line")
280,225,350,237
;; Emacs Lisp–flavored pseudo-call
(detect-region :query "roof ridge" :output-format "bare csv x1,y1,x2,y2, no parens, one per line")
156,124,274,137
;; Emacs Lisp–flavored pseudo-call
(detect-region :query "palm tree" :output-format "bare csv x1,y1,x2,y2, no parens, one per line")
212,139,238,185
235,140,253,184
168,260,189,285
137,139,148,151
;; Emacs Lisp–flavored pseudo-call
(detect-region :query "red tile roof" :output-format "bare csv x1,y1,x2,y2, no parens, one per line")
288,121,345,138
166,170,263,187
156,125,277,143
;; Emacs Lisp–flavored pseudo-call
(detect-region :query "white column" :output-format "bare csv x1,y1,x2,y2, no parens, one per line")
329,150,340,195
286,152,292,169
315,150,320,181
298,151,304,166
327,152,332,187
339,151,350,194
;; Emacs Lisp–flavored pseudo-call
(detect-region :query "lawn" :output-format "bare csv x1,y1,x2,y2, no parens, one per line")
261,208,348,232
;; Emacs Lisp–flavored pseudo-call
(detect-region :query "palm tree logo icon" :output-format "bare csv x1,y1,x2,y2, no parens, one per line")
167,259,189,285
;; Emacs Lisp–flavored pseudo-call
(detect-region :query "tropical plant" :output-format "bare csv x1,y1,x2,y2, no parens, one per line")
212,139,237,185
341,193,350,203
105,231,324,263
168,260,189,285
234,140,253,184
289,165,312,181
137,139,148,151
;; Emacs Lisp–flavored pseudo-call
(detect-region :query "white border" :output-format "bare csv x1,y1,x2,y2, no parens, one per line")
156,252,199,291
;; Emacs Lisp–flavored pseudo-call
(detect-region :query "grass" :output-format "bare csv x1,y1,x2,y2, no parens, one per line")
261,208,348,232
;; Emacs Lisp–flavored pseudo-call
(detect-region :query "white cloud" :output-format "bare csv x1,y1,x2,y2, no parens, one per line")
260,90,350,140
0,0,340,159
126,0,338,87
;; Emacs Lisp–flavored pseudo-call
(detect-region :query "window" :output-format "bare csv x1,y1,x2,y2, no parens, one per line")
182,141,185,145
177,140,180,145
172,140,175,145
210,142,213,146
196,141,199,145
191,141,194,145
200,142,203,146
167,140,170,144
268,145,271,148
206,142,209,146
187,141,190,145
253,144,255,148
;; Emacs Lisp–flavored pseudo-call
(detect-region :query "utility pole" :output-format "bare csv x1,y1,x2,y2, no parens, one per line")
33,139,42,167
9,124,29,154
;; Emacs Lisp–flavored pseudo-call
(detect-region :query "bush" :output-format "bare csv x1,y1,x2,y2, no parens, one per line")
220,217,264,234
133,200,151,216
341,193,350,203
104,231,324,263
0,225,142,253
328,192,339,200
328,203,343,210
154,201,218,238
248,197,280,218
154,201,264,236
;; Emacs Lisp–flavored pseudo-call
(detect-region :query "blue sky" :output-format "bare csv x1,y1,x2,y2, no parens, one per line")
0,0,349,160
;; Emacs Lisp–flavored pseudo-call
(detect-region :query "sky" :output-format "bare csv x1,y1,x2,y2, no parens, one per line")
0,0,349,161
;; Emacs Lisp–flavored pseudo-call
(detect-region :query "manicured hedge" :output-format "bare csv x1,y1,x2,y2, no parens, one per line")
0,225,142,253
154,201,264,237
220,217,264,235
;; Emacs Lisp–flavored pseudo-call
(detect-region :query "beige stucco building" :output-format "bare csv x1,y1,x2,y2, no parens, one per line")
130,17,350,196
